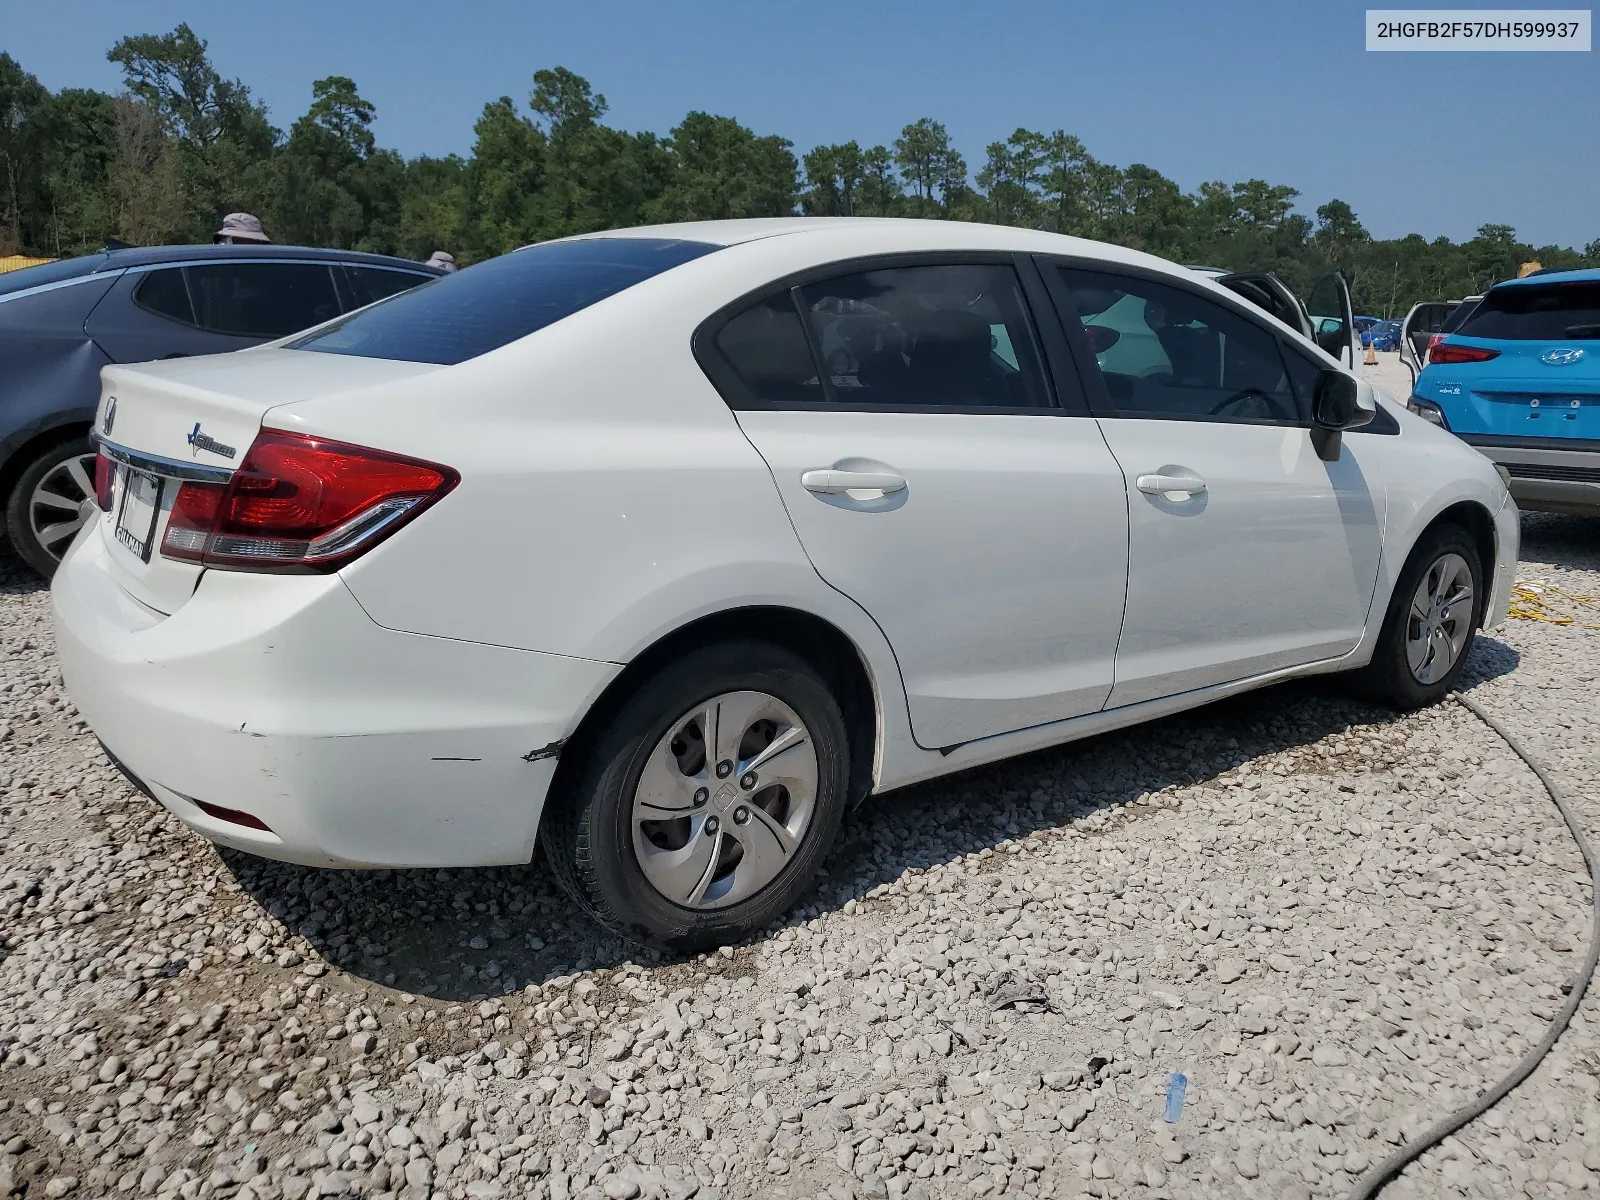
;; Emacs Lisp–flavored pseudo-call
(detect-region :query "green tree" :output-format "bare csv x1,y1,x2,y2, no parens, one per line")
893,118,964,214
655,112,795,222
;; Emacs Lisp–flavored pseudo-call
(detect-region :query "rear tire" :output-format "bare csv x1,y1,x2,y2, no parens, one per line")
543,640,850,952
5,435,98,579
1356,523,1483,710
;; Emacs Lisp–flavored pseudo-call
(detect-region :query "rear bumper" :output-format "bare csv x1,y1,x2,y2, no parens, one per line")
1461,435,1600,517
51,530,618,868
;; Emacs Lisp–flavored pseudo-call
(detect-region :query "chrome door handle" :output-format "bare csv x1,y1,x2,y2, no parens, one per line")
1136,473,1207,497
801,469,907,495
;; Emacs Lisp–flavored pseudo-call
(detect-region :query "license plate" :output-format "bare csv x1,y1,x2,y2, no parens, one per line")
114,466,164,562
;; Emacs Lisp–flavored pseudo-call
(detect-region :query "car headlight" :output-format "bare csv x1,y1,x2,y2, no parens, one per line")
1406,396,1450,429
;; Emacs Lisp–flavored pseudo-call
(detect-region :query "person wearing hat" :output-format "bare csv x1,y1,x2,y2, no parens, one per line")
213,213,271,244
425,250,457,274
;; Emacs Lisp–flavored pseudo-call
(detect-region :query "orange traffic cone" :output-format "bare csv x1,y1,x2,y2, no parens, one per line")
1364,340,1378,367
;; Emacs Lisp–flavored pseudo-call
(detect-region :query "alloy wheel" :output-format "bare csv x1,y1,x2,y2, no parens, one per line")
630,690,819,910
28,451,99,563
1405,551,1474,684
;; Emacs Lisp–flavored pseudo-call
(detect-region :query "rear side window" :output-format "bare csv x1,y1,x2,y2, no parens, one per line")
1456,282,1600,341
133,268,195,324
715,295,823,405
1438,299,1478,335
343,266,431,308
294,238,719,365
185,263,341,337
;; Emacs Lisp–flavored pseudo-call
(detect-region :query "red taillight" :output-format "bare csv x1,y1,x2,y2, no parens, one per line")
1428,340,1500,365
161,429,457,571
94,452,115,511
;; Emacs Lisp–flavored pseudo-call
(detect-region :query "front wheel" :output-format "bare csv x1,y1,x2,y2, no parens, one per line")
5,435,98,579
542,640,850,951
1357,524,1483,709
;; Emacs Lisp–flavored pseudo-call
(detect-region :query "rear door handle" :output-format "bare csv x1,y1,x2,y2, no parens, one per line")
1135,473,1207,497
801,469,907,495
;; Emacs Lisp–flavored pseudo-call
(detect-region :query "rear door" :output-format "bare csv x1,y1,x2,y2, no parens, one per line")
1216,272,1311,337
702,255,1131,749
85,260,343,364
1042,259,1384,707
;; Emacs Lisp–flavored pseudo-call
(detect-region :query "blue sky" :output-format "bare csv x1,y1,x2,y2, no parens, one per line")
7,0,1597,247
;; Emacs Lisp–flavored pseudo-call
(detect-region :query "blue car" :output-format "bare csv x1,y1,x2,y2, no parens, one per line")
1408,268,1600,516
1367,319,1402,352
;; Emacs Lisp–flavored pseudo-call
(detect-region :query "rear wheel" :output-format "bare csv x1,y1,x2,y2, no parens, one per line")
5,435,98,579
1357,523,1483,709
543,640,849,951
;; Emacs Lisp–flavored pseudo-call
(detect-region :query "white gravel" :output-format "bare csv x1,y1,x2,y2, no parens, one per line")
2,511,1598,1200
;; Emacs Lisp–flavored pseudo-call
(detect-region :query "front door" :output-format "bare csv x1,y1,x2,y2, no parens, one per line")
702,259,1131,749
1043,260,1384,708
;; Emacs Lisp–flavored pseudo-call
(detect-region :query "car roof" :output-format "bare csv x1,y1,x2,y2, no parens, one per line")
95,244,440,274
1495,267,1600,288
561,216,1179,272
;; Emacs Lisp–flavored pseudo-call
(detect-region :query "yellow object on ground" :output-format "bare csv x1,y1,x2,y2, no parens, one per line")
1509,581,1600,630
0,254,55,274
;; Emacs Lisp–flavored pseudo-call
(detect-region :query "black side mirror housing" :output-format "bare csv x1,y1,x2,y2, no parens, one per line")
1310,369,1375,461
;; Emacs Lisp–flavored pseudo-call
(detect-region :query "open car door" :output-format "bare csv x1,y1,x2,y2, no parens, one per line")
1215,272,1312,339
1305,272,1356,369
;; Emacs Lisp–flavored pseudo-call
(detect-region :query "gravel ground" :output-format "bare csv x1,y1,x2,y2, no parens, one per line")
2,511,1598,1200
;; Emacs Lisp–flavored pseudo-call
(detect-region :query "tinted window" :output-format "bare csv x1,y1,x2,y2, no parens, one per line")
1456,281,1600,341
1438,299,1479,335
133,268,194,324
0,253,109,297
715,294,823,405
793,263,1050,409
1057,267,1306,424
294,238,718,365
184,263,341,337
344,266,432,308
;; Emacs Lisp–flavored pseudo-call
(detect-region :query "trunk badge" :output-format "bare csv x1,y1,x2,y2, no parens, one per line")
102,396,117,436
187,423,237,460
1541,348,1584,366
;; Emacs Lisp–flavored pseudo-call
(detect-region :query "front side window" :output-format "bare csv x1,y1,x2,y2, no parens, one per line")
1456,281,1600,341
294,238,719,365
184,263,341,337
342,266,432,309
1056,266,1306,425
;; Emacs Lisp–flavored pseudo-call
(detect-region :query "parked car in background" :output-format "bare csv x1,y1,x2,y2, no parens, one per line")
55,218,1514,949
1367,319,1403,353
1187,266,1357,370
0,244,441,576
1409,268,1600,516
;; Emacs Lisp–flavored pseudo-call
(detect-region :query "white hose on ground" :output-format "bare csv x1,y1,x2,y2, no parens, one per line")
1347,691,1600,1199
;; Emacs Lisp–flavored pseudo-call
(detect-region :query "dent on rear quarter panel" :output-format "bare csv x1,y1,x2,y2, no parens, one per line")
0,281,118,461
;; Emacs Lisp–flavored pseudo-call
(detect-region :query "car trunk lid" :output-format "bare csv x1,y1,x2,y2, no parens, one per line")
91,348,442,615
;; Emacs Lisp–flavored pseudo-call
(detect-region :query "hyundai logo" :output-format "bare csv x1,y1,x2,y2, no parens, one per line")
1541,347,1585,367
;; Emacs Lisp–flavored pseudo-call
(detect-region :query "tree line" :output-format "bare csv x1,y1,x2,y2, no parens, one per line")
2,25,1595,316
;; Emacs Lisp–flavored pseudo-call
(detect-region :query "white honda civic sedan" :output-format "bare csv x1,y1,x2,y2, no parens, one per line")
53,218,1517,949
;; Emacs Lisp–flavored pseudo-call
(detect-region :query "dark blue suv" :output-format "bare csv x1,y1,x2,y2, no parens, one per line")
0,244,440,576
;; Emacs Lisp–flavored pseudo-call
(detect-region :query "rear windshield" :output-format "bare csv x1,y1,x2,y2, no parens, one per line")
291,238,719,364
0,253,110,297
1456,281,1600,341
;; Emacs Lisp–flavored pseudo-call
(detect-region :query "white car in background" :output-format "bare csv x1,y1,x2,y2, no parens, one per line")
53,218,1517,950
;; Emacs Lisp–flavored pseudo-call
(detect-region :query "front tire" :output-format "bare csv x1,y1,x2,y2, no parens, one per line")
1358,523,1483,709
543,640,850,952
5,435,98,579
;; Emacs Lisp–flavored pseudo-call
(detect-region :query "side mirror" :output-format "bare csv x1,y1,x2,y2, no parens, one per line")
1310,370,1376,461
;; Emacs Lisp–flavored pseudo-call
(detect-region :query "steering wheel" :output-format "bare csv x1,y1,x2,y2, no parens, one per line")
1208,388,1296,422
